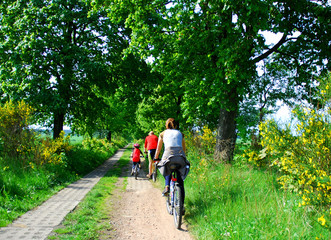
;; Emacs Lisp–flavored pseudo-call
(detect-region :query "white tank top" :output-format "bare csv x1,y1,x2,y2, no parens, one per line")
162,129,182,149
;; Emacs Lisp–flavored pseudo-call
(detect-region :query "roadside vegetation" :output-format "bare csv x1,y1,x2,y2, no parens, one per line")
184,139,330,239
1,82,330,239
46,111,330,240
0,101,127,227
1,1,329,239
183,79,330,239
49,149,131,240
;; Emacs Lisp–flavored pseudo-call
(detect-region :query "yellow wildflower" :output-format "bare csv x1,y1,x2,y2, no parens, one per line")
318,215,326,226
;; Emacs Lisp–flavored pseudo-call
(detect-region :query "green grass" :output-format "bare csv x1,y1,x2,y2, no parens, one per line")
2,138,329,239
184,156,330,239
35,130,84,145
48,149,131,239
0,163,76,227
0,141,123,227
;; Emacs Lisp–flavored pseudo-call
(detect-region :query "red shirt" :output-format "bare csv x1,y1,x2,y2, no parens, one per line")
132,148,142,162
144,134,158,150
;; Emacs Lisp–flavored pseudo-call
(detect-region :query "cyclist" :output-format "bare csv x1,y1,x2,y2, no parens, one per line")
154,118,190,202
144,131,158,179
131,143,143,175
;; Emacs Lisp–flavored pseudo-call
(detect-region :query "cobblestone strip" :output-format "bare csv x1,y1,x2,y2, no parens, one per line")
0,148,126,240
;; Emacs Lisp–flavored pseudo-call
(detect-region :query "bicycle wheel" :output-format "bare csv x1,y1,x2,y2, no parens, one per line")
166,193,172,215
134,165,138,180
152,163,157,182
173,184,183,229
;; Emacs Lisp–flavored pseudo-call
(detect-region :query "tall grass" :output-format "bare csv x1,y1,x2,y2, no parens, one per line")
184,151,330,239
49,148,131,239
0,137,127,227
0,160,77,227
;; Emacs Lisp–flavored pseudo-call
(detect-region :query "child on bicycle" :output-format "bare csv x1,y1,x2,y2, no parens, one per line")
131,143,143,175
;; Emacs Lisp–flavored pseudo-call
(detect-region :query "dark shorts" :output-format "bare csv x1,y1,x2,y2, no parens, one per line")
148,149,156,161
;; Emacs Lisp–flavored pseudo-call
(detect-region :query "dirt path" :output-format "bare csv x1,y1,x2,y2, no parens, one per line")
101,160,194,240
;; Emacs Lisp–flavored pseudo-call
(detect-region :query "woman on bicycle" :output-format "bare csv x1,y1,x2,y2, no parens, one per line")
154,118,190,197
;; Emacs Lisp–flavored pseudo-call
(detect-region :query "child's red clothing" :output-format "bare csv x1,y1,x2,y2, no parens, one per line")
132,148,142,162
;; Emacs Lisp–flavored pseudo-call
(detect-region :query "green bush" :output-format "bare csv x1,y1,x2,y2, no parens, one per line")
0,101,36,164
242,77,331,229
0,101,128,227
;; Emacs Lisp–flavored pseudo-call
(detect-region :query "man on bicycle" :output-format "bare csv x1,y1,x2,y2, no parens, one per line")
144,131,158,179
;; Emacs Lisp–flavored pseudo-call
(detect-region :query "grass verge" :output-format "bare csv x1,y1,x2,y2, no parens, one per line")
0,141,123,227
184,156,330,239
48,148,131,239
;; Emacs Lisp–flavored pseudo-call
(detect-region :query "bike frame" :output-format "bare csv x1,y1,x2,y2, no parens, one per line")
132,162,140,180
166,168,184,229
152,160,159,182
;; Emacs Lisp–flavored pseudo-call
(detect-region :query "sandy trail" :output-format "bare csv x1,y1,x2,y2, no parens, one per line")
102,161,194,240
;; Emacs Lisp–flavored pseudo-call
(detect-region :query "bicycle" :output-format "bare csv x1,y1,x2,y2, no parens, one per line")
151,159,159,182
132,162,140,180
165,163,184,229
131,155,143,180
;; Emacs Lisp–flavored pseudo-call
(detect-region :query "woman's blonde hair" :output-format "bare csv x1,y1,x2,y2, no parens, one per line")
165,118,178,129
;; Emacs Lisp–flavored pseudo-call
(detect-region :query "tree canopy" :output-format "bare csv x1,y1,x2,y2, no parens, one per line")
0,0,152,138
1,0,329,153
105,0,330,161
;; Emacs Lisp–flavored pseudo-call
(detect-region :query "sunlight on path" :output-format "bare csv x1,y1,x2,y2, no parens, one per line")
109,160,193,240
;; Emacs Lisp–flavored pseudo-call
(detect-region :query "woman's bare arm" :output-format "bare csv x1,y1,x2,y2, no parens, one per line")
154,135,163,159
182,136,186,153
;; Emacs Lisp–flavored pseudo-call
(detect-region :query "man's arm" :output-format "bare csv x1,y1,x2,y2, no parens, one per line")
144,137,148,153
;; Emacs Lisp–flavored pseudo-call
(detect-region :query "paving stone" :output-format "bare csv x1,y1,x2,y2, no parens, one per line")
0,148,126,240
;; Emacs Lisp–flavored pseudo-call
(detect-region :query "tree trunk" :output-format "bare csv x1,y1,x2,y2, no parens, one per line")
53,112,65,139
214,107,237,163
107,131,112,142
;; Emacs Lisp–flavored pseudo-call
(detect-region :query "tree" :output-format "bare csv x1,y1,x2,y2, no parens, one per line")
237,59,299,142
106,0,330,162
70,52,156,139
0,0,141,138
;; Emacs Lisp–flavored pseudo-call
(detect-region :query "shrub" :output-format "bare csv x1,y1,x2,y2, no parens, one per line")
185,126,216,155
82,137,111,154
242,75,331,229
0,101,35,165
245,77,331,229
259,107,330,228
37,131,73,166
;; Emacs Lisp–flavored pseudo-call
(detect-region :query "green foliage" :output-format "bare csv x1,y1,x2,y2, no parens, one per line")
243,78,331,229
185,126,216,155
110,134,128,149
0,101,36,161
0,0,150,138
0,133,127,227
49,149,131,240
136,95,183,135
65,137,126,176
185,148,329,239
105,0,329,163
